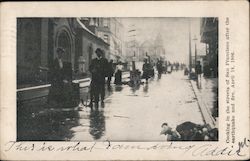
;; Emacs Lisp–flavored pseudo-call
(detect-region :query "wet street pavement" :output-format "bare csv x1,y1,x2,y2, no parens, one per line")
18,71,206,141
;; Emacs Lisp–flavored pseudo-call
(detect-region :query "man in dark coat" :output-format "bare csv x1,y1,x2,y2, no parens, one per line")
142,58,151,83
89,48,108,108
195,61,202,75
195,61,202,87
156,58,163,78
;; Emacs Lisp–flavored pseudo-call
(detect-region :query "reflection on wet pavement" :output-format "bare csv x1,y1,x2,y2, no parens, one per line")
18,106,80,141
89,109,105,140
143,84,149,94
18,71,210,141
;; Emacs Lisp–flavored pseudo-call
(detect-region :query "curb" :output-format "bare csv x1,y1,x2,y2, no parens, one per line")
189,79,216,128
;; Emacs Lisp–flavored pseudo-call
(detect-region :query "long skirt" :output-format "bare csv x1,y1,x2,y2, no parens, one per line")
114,70,122,85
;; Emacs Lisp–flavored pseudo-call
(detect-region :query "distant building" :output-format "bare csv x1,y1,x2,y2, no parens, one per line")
125,40,140,61
139,40,156,61
154,33,166,57
200,17,218,77
138,33,166,62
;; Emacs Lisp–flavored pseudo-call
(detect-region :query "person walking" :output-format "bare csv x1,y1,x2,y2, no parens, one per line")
156,58,163,79
89,48,108,108
142,58,151,83
107,59,115,88
195,61,202,88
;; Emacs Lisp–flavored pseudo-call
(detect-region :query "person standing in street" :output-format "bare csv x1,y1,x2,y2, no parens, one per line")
195,61,202,88
48,47,68,106
142,58,151,83
89,48,108,108
107,59,115,89
156,58,163,79
114,61,123,85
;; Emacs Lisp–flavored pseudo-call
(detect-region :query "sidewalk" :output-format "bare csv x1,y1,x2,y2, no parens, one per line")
17,71,131,117
190,76,218,128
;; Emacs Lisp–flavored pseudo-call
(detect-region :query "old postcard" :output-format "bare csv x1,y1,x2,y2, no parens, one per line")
0,1,249,160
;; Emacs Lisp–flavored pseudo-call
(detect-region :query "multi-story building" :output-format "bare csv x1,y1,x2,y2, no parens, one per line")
96,18,124,60
200,17,218,77
84,18,124,62
17,18,109,98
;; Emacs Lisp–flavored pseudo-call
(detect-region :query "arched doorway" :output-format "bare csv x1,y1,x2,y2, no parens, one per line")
56,30,71,63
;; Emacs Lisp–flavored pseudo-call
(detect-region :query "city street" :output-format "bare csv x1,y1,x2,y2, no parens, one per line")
16,17,219,142
18,71,206,141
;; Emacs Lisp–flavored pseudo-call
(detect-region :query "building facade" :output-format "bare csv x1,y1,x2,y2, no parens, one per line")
124,33,166,63
200,17,218,77
96,18,124,62
79,18,125,62
17,18,109,89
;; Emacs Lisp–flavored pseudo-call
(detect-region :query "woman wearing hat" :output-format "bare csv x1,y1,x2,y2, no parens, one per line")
48,47,68,106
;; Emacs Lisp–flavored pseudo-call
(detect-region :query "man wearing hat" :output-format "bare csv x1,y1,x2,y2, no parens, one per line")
89,48,108,108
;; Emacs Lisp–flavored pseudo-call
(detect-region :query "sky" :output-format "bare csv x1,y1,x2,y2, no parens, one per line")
121,18,206,64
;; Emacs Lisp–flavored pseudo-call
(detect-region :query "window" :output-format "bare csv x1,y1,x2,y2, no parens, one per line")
103,18,108,27
103,34,109,43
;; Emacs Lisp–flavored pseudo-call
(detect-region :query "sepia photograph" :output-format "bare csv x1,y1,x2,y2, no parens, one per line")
1,1,249,160
16,17,218,142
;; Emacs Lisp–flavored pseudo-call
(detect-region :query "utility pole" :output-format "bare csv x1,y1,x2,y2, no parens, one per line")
193,35,198,67
189,19,192,77
128,25,137,70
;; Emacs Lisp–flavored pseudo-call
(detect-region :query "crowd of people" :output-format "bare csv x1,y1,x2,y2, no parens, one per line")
47,47,218,142
141,57,186,82
48,47,191,109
